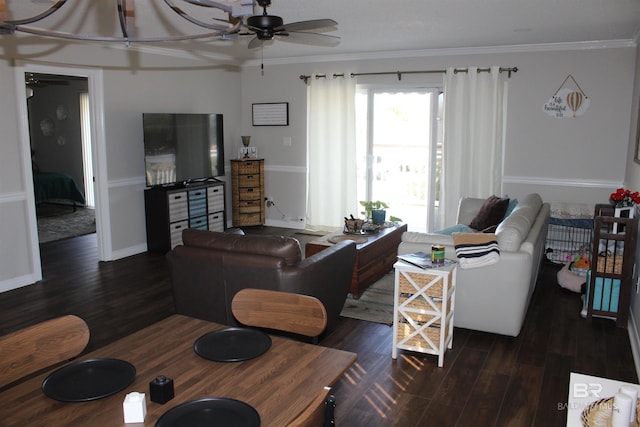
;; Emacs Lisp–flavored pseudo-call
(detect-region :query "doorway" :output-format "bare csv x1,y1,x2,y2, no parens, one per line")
26,73,96,243
16,64,110,283
355,87,442,232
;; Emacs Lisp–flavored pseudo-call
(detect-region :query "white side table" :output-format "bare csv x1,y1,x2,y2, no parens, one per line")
392,260,457,367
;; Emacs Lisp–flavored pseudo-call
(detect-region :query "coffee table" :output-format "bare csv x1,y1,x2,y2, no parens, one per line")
305,223,408,298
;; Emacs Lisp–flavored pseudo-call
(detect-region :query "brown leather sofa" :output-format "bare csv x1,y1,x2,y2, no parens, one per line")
166,229,356,332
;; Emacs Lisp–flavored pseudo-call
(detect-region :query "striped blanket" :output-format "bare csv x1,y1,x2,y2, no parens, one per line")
452,232,500,269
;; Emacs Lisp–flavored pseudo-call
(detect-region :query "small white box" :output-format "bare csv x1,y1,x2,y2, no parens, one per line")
123,392,147,423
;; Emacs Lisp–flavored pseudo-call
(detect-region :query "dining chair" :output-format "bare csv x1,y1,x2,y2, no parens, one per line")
231,288,328,340
286,386,336,427
0,315,90,388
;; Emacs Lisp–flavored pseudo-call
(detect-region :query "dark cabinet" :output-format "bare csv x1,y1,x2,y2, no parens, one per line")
144,180,225,253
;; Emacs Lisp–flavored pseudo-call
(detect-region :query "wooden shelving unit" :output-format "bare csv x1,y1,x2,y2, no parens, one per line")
586,210,638,328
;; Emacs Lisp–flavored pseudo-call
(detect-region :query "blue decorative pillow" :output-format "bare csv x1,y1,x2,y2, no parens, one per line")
435,224,473,235
503,198,518,219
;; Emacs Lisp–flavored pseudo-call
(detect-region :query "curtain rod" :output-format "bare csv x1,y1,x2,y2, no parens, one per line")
299,66,518,84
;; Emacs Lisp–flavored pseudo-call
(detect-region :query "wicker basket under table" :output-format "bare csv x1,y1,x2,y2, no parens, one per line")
392,260,457,367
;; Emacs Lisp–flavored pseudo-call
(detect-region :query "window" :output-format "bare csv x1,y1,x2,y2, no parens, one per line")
355,86,442,232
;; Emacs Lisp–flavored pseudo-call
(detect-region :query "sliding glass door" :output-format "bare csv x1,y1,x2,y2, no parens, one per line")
356,87,442,232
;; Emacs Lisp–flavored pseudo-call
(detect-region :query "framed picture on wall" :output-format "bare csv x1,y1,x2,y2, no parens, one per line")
252,102,289,126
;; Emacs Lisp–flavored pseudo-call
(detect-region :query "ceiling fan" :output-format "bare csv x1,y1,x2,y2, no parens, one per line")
241,0,339,49
25,73,70,87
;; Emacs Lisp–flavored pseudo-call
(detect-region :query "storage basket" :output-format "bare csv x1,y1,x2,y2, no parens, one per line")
398,271,447,298
236,161,260,175
396,322,441,350
595,254,623,274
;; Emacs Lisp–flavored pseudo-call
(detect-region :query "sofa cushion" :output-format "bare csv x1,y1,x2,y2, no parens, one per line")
469,195,509,231
495,193,543,251
182,229,302,265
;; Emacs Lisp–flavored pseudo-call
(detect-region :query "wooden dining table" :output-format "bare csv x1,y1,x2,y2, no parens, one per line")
0,314,357,426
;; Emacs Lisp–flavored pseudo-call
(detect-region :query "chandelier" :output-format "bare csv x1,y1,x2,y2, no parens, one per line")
0,0,254,45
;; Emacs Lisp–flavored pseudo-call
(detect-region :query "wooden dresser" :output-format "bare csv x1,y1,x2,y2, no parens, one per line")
230,158,265,227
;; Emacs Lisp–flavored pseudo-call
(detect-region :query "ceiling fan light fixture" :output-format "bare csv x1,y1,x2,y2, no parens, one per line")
247,14,283,30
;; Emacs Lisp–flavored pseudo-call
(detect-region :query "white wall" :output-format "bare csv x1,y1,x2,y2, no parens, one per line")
624,41,640,374
240,44,636,228
0,42,241,290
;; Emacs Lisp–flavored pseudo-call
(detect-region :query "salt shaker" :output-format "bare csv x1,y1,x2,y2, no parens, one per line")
620,385,638,423
123,392,147,423
611,392,632,427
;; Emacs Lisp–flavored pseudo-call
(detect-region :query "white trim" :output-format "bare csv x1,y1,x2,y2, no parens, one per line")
628,311,640,381
15,63,111,266
103,43,237,63
0,192,27,203
263,164,307,174
14,66,42,284
109,177,147,188
0,274,39,294
241,39,637,68
503,175,621,189
111,243,149,261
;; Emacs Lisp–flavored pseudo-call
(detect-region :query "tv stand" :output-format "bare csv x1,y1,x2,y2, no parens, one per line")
144,180,226,253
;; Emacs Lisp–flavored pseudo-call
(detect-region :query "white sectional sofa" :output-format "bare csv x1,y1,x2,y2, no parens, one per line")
398,193,550,336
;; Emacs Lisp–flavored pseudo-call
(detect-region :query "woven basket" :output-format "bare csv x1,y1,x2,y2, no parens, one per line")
398,272,448,298
237,161,260,174
396,322,441,350
596,255,623,274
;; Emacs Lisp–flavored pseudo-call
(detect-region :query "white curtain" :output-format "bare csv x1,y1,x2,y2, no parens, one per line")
307,76,357,230
441,66,507,226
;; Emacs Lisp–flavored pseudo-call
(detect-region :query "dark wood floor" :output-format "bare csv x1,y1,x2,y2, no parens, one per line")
1,230,637,426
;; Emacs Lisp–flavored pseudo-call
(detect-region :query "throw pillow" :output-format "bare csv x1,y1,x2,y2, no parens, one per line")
468,195,510,231
434,223,473,235
503,198,518,219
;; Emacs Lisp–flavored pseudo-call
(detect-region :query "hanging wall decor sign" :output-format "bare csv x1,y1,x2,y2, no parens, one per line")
543,75,590,118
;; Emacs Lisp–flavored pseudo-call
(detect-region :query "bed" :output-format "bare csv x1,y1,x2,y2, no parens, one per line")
33,171,86,209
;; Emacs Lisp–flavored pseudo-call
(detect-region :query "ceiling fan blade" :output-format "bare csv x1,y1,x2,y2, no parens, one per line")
283,19,337,33
281,31,340,47
248,37,274,49
0,0,6,21
247,36,263,49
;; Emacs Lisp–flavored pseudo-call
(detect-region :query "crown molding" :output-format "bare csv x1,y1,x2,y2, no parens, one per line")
103,42,241,65
241,39,637,68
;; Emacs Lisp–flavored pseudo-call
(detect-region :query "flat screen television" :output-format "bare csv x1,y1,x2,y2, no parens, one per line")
143,113,224,187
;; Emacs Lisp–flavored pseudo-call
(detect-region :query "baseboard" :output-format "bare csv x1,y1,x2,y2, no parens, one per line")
0,273,39,293
628,310,640,380
110,243,148,261
265,218,306,229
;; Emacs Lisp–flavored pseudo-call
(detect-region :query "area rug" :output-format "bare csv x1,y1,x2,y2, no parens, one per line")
340,271,395,325
37,204,96,243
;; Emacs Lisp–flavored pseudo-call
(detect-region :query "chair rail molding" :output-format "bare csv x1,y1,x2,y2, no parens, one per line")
503,175,621,189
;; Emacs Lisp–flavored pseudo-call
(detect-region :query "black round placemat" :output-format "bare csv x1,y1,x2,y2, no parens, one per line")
155,398,260,427
194,328,272,362
42,358,136,402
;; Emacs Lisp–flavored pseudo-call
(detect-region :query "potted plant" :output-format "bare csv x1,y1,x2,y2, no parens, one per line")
359,200,389,225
